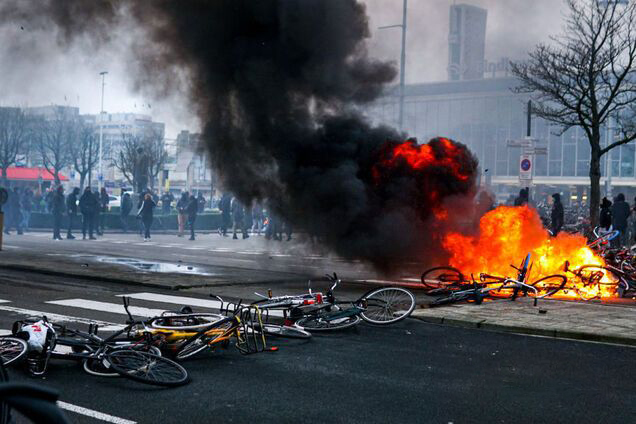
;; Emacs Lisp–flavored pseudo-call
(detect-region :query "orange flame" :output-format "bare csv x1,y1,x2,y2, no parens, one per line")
442,205,615,299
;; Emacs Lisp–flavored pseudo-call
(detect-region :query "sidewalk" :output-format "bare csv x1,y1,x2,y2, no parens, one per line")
412,297,636,346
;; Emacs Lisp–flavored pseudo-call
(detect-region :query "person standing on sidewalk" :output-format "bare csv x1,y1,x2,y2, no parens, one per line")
231,197,247,239
550,193,564,236
51,186,65,241
21,189,32,232
186,194,198,241
120,192,132,233
218,192,232,237
161,191,173,215
79,187,98,240
137,193,156,241
97,187,109,235
611,193,630,247
66,187,79,239
197,192,206,213
252,202,263,235
176,191,188,237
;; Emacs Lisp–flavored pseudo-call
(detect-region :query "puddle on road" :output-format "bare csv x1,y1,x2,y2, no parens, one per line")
81,255,214,276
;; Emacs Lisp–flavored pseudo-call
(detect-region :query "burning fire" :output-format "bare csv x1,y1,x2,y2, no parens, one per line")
442,205,616,299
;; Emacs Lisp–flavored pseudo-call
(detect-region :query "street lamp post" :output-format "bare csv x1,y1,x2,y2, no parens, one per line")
98,71,108,190
378,0,408,132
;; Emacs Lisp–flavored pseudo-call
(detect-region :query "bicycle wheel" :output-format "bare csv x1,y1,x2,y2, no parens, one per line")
251,323,311,339
106,350,188,387
420,267,465,290
529,275,567,298
0,361,8,424
359,287,416,325
296,314,361,332
83,346,161,377
0,337,28,367
571,265,617,300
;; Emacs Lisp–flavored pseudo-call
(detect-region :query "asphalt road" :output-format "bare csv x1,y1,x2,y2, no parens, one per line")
0,269,634,424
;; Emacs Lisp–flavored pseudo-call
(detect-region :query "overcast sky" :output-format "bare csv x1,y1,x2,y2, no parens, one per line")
0,0,567,138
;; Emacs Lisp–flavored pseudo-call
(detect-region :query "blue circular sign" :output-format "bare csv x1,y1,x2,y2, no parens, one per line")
520,158,532,171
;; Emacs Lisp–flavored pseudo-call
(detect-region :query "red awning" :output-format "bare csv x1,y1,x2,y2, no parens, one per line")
4,167,68,182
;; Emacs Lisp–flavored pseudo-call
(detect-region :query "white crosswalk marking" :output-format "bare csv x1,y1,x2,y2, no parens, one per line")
118,292,284,317
0,305,123,331
57,401,137,424
46,299,166,317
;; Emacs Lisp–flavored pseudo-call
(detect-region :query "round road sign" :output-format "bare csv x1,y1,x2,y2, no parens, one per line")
520,158,532,172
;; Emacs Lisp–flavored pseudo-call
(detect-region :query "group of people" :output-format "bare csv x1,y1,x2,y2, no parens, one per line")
2,186,110,240
216,193,291,241
598,193,634,247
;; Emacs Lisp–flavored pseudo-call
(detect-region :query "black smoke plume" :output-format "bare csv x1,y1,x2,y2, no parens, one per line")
1,0,480,270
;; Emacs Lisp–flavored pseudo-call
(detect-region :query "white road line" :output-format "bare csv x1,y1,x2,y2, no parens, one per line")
237,251,265,255
117,293,284,317
0,300,10,303
57,401,137,424
184,247,205,250
0,305,123,331
0,330,11,335
269,253,292,257
1,245,19,249
46,299,165,318
109,240,128,244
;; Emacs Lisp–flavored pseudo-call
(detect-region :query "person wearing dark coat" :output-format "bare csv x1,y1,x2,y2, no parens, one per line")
66,187,79,239
3,188,22,235
550,193,564,236
51,186,65,240
186,194,198,240
120,192,133,233
137,193,156,240
161,192,173,215
176,192,189,237
231,197,248,239
79,187,98,240
514,188,529,207
218,193,232,237
196,193,206,213
600,197,613,232
611,193,631,247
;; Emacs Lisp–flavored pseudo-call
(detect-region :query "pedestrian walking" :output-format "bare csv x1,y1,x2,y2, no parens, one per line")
66,187,79,239
600,197,613,234
550,193,564,236
44,188,54,214
231,197,248,239
161,191,173,215
611,193,630,247
6,188,23,235
21,189,33,232
79,187,98,240
187,194,198,240
96,187,109,235
176,192,188,237
137,193,156,241
218,193,232,237
120,192,132,233
197,192,206,213
51,186,65,240
252,203,264,235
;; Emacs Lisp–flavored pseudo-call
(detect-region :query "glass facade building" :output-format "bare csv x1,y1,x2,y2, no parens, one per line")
365,77,636,200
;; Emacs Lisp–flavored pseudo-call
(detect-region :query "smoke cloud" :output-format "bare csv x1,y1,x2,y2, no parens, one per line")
1,0,480,270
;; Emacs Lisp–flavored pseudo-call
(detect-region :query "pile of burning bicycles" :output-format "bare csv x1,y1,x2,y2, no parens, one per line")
0,274,417,389
421,227,636,307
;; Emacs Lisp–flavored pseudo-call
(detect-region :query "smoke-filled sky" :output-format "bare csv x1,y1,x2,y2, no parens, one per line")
0,0,566,138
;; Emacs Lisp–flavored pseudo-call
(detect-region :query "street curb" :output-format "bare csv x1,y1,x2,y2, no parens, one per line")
412,313,636,347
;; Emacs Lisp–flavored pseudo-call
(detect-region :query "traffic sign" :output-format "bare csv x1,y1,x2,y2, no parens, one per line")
98,174,103,182
524,147,548,155
519,154,532,181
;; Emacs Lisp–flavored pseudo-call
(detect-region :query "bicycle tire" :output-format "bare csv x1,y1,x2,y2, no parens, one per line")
0,337,28,367
106,350,188,387
149,314,224,331
83,345,161,377
430,292,473,307
420,267,465,290
529,274,567,298
359,287,416,325
296,314,361,332
0,361,8,424
571,265,618,300
251,323,311,339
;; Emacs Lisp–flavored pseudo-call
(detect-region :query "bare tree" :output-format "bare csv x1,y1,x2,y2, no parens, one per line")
35,109,74,186
511,0,636,226
112,129,166,192
145,128,168,190
0,107,27,185
69,120,99,190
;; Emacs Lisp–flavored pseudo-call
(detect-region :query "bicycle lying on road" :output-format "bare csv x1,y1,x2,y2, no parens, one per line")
253,273,417,332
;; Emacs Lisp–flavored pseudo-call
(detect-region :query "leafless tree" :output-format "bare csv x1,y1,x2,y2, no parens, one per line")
35,109,74,186
0,107,27,185
511,0,636,226
69,119,99,190
112,129,166,192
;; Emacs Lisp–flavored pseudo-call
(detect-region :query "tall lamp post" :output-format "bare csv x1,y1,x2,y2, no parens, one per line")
98,71,108,190
378,0,407,132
